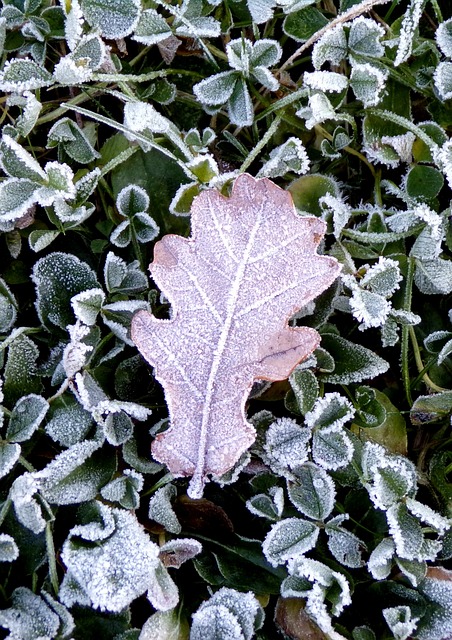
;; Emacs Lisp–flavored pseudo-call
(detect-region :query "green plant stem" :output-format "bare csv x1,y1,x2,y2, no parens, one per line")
239,116,281,173
429,0,443,22
0,498,11,529
46,523,59,596
409,326,449,393
401,257,415,405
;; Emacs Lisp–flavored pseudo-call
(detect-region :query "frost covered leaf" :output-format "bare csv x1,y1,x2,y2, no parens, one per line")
417,567,452,640
263,417,311,475
414,258,452,295
100,469,143,510
6,394,49,443
132,174,340,498
140,609,189,640
383,606,419,640
0,442,15,481
386,502,424,560
304,71,348,94
59,505,163,613
394,0,424,66
0,277,17,333
258,137,310,179
434,62,452,101
0,533,19,563
3,334,41,405
312,25,347,69
283,557,351,636
312,429,354,470
319,333,389,384
159,537,202,568
148,484,181,534
350,63,388,108
132,9,172,46
436,18,452,57
37,440,116,505
32,252,99,330
348,17,385,58
0,588,60,640
288,462,335,520
0,57,54,92
190,587,264,640
368,537,395,579
325,516,365,568
262,517,319,566
0,179,38,226
247,487,284,521
8,91,41,138
79,0,141,39
104,252,147,294
102,299,148,345
287,368,319,415
10,473,46,534
45,395,93,447
71,288,105,326
305,392,355,432
0,134,46,183
47,117,99,164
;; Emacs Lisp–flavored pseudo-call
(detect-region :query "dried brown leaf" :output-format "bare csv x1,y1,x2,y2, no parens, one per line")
132,174,340,497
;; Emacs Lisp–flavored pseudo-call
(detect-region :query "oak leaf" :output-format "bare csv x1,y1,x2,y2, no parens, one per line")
132,174,340,497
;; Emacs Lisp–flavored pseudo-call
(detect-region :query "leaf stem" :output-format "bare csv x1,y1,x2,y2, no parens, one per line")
401,258,414,405
409,326,449,393
239,116,281,173
46,523,59,596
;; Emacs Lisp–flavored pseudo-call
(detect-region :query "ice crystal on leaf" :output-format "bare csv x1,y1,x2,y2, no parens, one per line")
132,175,340,497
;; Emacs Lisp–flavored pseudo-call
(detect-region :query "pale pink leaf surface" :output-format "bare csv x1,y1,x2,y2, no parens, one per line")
131,174,341,498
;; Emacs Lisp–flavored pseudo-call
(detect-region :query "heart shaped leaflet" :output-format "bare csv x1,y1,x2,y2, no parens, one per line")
132,174,341,498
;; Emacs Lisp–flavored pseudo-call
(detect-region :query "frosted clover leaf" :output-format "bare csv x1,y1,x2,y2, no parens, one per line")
111,184,159,248
258,137,310,179
263,417,311,476
193,39,282,126
305,393,355,470
343,257,403,331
